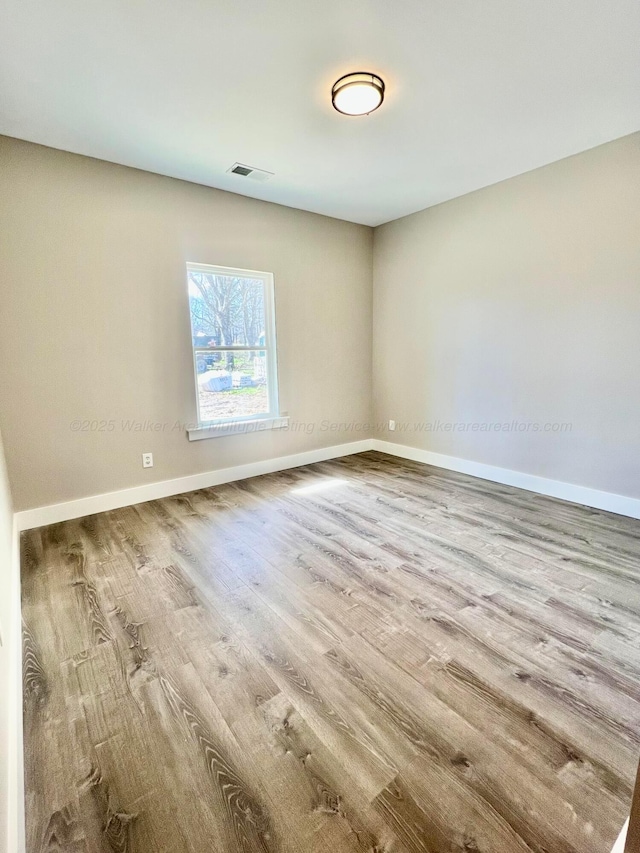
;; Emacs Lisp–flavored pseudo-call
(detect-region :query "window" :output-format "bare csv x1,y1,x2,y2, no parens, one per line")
186,263,281,436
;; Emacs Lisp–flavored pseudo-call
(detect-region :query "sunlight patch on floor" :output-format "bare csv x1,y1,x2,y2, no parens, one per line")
292,477,349,495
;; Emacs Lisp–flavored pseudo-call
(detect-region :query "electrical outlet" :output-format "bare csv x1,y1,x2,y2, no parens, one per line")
388,420,396,431
142,452,154,468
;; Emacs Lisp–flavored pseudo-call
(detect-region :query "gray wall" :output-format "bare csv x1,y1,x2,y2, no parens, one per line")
0,428,13,853
0,137,373,511
373,132,640,498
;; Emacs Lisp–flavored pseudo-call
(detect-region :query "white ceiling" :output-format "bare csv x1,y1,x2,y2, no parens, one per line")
1,0,639,226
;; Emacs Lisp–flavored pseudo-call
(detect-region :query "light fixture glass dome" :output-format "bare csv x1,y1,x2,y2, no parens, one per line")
332,72,385,116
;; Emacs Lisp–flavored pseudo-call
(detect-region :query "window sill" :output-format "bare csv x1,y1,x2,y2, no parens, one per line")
187,416,289,442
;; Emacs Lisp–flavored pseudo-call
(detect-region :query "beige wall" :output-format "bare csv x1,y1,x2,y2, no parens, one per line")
0,428,14,853
373,132,640,498
1,132,639,511
0,137,373,511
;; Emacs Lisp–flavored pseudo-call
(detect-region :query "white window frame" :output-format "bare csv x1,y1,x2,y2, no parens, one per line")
186,263,286,441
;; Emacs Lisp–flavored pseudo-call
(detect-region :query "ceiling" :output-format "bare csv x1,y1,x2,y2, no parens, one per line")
1,0,639,226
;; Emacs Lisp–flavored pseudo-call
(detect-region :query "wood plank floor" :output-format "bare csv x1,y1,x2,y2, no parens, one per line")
21,451,640,853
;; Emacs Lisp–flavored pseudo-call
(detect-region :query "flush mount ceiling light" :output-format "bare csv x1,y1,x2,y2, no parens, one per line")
331,72,385,116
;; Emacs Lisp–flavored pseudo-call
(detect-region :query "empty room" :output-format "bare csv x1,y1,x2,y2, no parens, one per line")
1,1,640,851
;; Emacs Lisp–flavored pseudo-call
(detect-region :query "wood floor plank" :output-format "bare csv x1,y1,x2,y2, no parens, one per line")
327,632,622,852
22,451,640,852
218,585,406,799
233,690,410,853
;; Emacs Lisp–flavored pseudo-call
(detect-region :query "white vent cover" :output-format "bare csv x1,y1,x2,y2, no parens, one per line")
226,163,274,182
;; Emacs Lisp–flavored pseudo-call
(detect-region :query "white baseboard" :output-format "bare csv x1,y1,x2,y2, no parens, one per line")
610,819,628,853
372,440,640,520
8,517,25,853
15,440,375,531
16,437,640,531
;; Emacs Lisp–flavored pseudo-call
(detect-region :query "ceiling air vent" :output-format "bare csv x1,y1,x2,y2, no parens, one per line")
227,162,274,182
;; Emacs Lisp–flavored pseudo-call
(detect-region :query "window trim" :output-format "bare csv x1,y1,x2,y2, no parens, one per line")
186,262,282,437
187,415,289,441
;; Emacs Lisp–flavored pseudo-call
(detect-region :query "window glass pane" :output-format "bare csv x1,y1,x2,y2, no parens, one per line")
188,271,266,347
196,349,269,423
